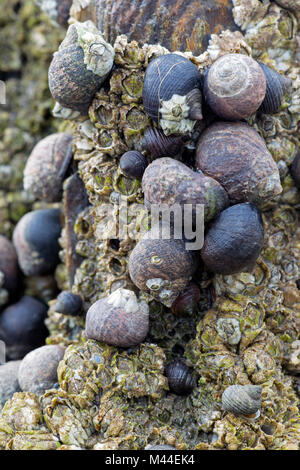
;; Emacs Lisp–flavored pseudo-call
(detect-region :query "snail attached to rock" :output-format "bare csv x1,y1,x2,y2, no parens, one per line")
171,282,201,317
48,20,115,115
142,53,203,135
258,61,292,115
54,291,83,316
23,133,73,203
165,360,197,395
85,288,149,348
222,384,262,418
0,235,20,297
196,121,282,206
119,151,148,180
142,127,186,160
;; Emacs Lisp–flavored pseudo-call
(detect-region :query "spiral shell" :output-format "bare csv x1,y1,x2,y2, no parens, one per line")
196,121,282,206
142,54,202,135
203,53,266,120
48,20,114,114
171,282,201,317
165,360,197,395
23,133,73,203
258,61,292,114
142,127,185,159
201,203,264,275
54,291,83,316
85,289,149,348
120,151,148,180
222,384,262,417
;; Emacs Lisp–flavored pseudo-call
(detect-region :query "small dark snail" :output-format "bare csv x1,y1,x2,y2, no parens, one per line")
0,361,21,408
54,291,83,316
119,151,148,180
258,61,292,114
142,157,229,222
142,53,203,136
23,132,73,203
145,445,176,450
85,288,149,348
36,0,73,28
129,225,199,307
0,235,20,296
48,20,115,115
0,296,48,360
222,384,262,418
142,127,186,159
165,360,197,395
196,121,282,206
203,53,266,120
290,151,300,188
171,282,201,317
18,345,66,395
13,208,62,276
201,203,264,275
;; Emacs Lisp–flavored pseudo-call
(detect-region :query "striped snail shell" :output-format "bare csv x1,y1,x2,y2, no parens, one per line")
203,53,266,120
222,384,262,417
142,53,203,136
119,151,148,180
142,127,186,159
258,61,292,114
165,360,197,395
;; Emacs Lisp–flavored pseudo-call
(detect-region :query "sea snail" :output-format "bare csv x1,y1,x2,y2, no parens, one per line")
165,360,197,395
222,384,262,418
201,203,264,275
23,133,73,203
171,282,201,317
290,151,300,189
258,61,292,115
196,121,282,206
142,127,186,160
85,289,149,348
203,53,266,120
0,235,20,296
142,53,203,136
48,20,115,115
119,151,148,180
54,291,83,316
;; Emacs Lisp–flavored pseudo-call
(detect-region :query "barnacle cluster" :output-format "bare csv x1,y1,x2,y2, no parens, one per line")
0,0,299,451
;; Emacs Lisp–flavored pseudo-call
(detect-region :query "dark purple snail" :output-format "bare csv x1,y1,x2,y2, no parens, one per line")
85,288,149,348
258,61,292,114
23,133,73,203
165,360,197,395
171,282,201,317
119,151,148,180
142,127,186,159
203,53,266,120
201,203,264,275
54,291,83,316
222,384,262,418
0,235,20,297
142,53,203,136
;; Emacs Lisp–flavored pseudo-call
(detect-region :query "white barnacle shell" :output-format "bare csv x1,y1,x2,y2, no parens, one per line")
106,288,149,316
216,317,242,345
159,94,196,135
52,102,81,120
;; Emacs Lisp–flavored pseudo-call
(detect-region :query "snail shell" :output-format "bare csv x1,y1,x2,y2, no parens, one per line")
201,203,264,275
203,53,266,120
142,53,203,136
48,20,114,114
258,61,292,114
142,157,229,222
23,133,73,203
290,151,300,188
222,384,262,417
54,291,83,316
119,151,148,180
165,360,197,395
196,121,282,206
142,127,186,160
13,208,62,276
36,0,73,28
171,282,201,317
85,288,149,348
0,235,20,296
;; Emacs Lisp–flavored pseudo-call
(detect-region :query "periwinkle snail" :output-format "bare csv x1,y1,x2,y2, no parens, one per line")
142,157,229,222
165,360,197,395
119,151,148,180
222,384,262,418
23,133,73,203
201,203,264,275
171,282,201,317
203,53,266,120
142,53,203,135
48,20,115,115
13,208,62,276
196,121,282,206
258,61,292,115
142,127,185,160
0,235,20,296
129,224,199,307
54,291,83,316
85,289,149,348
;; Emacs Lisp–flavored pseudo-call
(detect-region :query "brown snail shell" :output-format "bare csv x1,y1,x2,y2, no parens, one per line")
0,235,20,296
142,157,229,222
119,151,148,180
48,20,115,114
23,133,73,203
142,53,203,136
129,225,199,307
258,61,292,114
222,384,262,417
290,151,300,188
54,291,83,316
195,121,282,206
171,282,201,317
201,203,264,275
85,288,149,348
165,360,197,395
36,0,73,28
142,127,186,160
203,54,266,120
